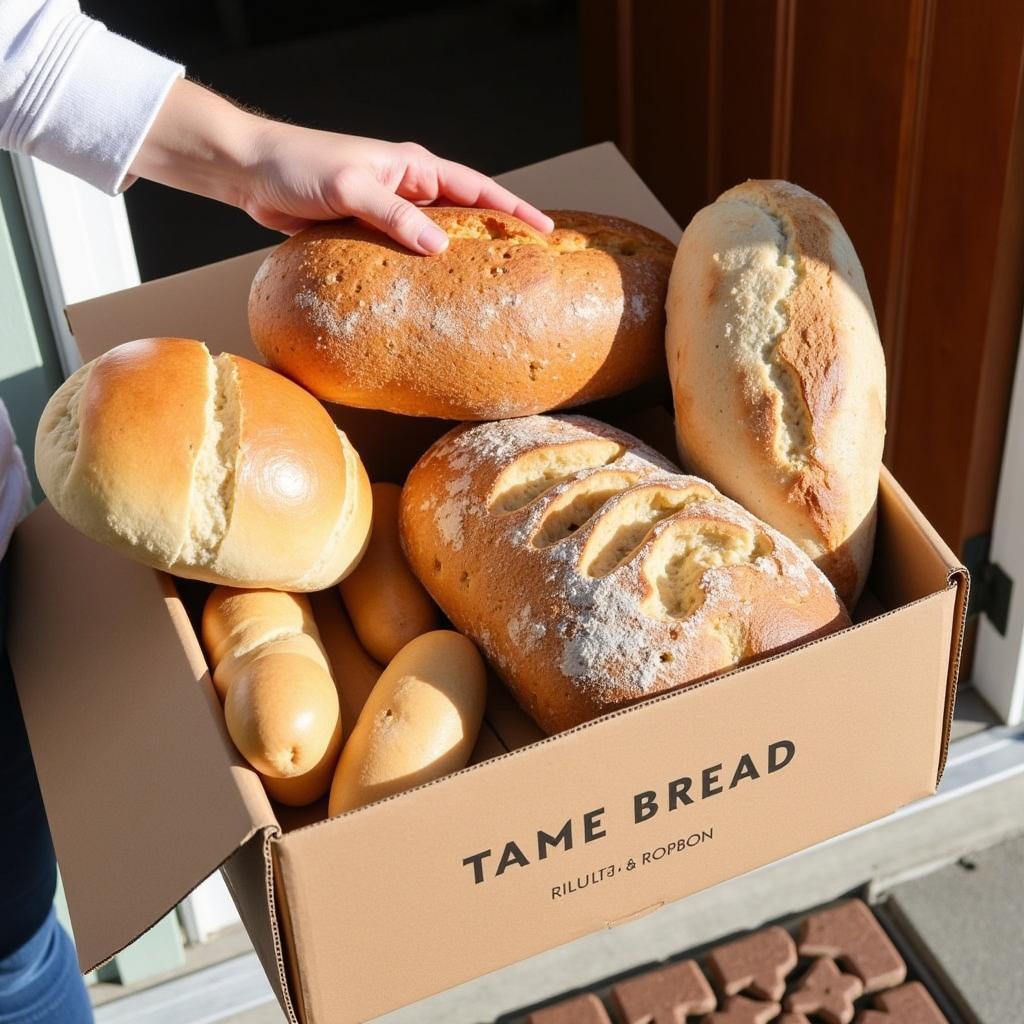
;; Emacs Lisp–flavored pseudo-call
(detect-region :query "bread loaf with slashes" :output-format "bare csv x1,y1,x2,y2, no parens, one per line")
399,415,849,734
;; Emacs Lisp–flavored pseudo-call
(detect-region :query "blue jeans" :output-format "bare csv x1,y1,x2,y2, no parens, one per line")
0,908,93,1024
0,558,92,1023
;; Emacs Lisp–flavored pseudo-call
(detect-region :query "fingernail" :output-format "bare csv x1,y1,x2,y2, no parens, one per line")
418,222,449,254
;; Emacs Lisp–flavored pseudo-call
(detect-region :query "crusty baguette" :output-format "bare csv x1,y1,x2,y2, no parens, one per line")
248,208,675,420
328,630,486,815
35,337,372,591
666,180,886,606
399,415,849,734
203,587,342,806
339,482,441,663
309,589,382,730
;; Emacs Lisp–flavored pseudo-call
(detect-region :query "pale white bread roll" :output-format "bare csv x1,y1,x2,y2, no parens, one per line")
203,587,342,806
328,630,486,815
339,481,441,663
666,181,886,606
399,415,849,735
35,338,372,591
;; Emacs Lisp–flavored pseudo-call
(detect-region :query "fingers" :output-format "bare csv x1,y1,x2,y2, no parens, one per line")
341,174,450,254
434,159,554,233
249,208,320,236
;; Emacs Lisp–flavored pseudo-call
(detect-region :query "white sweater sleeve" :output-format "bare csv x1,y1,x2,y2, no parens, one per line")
0,401,30,559
0,0,184,195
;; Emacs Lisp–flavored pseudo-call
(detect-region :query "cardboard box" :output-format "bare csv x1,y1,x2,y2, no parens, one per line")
8,145,968,1023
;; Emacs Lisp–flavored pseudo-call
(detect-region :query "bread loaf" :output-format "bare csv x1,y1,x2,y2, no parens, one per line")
328,630,486,815
399,415,849,734
248,208,675,420
666,181,886,606
339,482,441,663
202,587,342,805
35,338,372,591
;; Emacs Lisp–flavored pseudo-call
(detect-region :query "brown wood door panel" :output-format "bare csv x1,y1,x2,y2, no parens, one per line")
630,0,713,222
891,0,1024,545
785,0,919,348
579,0,1024,564
717,0,779,194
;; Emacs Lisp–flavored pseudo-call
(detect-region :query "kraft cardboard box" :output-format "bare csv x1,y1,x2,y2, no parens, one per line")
7,145,968,1024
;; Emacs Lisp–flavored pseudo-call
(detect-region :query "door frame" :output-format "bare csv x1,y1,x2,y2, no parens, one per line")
973,315,1024,725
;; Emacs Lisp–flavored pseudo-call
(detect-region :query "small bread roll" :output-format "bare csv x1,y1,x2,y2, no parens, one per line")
35,338,373,591
259,718,342,807
328,631,486,815
309,590,382,730
203,587,342,805
338,482,441,663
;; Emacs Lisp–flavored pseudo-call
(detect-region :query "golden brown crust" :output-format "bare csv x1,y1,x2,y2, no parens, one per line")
399,415,849,734
35,338,373,591
248,208,675,420
666,180,886,607
50,339,209,561
327,630,487,815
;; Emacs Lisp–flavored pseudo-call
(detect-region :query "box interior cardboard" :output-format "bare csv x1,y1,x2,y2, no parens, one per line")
7,144,968,1023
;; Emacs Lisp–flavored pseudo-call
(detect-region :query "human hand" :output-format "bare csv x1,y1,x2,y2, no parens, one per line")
131,80,554,254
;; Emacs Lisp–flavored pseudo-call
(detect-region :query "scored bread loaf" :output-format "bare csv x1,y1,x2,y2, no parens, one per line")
666,180,886,606
35,338,372,591
399,415,849,734
248,208,675,419
202,587,342,806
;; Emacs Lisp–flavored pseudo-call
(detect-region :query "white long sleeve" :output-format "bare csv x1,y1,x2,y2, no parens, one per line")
0,0,183,195
0,402,30,559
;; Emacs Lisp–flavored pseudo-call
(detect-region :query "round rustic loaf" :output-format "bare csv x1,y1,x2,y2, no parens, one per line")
247,208,675,419
399,415,850,734
35,338,372,590
666,180,886,606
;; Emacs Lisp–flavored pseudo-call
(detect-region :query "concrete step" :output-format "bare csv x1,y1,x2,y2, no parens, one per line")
879,835,1024,1024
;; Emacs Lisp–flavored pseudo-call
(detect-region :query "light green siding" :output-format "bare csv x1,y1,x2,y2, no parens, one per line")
0,153,65,500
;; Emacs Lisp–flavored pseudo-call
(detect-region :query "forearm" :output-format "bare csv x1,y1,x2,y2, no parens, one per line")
0,0,183,195
128,79,262,208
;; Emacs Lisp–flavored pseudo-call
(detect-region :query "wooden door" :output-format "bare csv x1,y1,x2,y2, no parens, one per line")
581,0,1024,562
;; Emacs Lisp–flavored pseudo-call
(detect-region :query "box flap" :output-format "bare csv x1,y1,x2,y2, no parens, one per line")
496,142,682,241
7,503,278,973
874,466,969,782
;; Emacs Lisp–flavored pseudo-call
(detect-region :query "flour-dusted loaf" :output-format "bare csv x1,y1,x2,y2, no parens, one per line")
666,180,886,606
248,208,675,420
35,338,372,591
399,415,849,734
